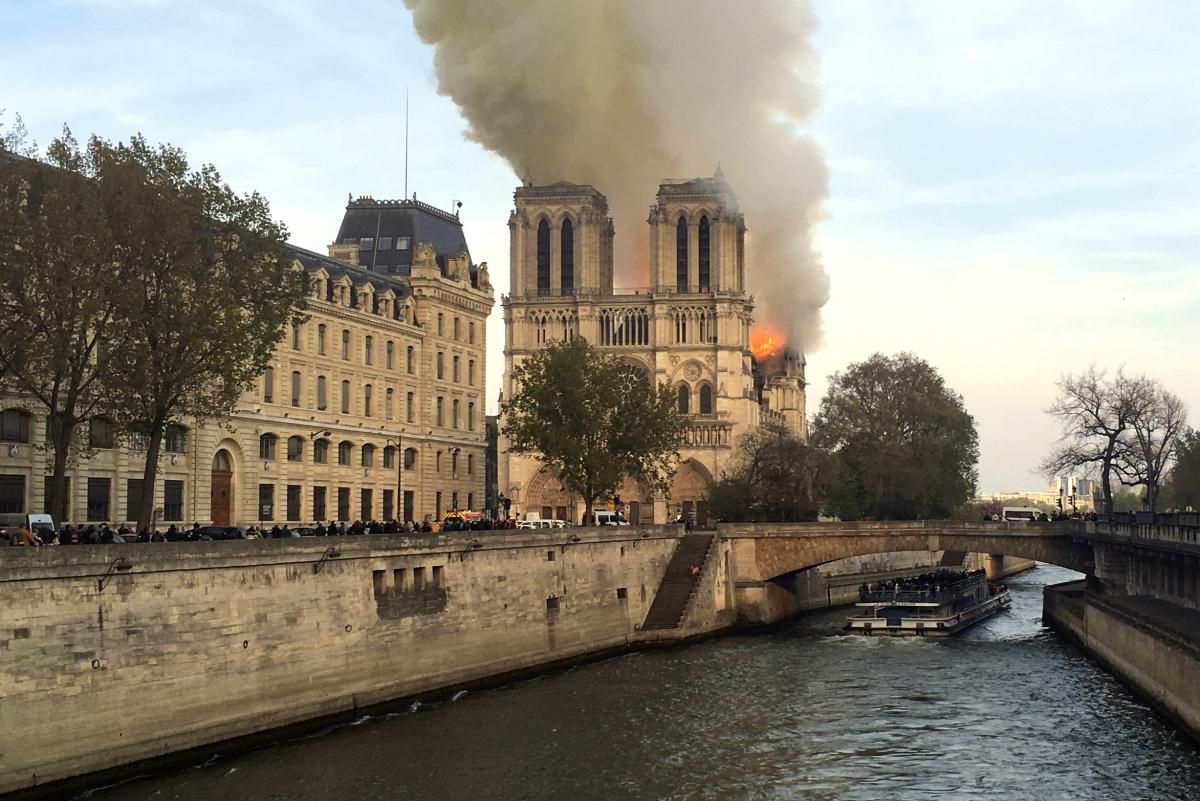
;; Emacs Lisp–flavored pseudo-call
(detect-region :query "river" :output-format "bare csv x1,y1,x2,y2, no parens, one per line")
83,564,1200,801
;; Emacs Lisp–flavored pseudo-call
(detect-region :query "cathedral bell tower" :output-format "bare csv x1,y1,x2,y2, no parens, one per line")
648,167,746,294
508,182,614,297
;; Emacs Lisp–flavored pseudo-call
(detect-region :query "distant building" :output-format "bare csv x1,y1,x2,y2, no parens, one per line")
981,476,1096,513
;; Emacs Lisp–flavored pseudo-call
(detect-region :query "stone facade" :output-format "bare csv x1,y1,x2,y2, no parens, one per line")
0,201,493,527
499,172,806,525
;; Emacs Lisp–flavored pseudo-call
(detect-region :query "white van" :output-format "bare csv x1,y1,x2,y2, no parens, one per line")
594,510,630,527
1001,506,1041,522
516,514,568,530
0,513,55,540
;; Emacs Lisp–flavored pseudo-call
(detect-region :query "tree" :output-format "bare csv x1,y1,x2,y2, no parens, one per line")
1041,367,1157,514
1161,429,1200,511
98,135,308,530
709,426,831,522
0,122,130,522
1115,387,1187,512
502,338,687,525
811,353,979,520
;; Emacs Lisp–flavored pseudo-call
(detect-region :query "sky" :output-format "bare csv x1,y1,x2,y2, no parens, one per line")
3,0,1198,493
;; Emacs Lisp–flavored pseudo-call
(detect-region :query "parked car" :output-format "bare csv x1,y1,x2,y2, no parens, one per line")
197,526,247,540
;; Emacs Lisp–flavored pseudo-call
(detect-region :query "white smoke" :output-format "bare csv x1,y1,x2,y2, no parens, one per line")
404,0,830,350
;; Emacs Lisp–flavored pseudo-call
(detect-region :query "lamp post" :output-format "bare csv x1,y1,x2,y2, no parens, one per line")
387,433,404,522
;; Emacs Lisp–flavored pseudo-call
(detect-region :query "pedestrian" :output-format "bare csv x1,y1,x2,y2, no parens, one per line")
15,525,40,547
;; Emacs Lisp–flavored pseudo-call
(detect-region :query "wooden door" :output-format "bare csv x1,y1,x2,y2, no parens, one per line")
211,471,232,525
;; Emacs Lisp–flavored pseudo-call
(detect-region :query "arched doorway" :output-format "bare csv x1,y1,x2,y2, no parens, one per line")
211,449,233,525
673,459,713,527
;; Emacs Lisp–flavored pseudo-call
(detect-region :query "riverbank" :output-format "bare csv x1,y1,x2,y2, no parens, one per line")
1043,579,1200,745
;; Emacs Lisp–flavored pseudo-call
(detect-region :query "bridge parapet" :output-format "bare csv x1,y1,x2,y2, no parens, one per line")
1092,519,1200,551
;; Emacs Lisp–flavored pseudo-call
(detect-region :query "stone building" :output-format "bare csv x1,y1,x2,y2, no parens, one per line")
499,172,806,525
0,197,493,527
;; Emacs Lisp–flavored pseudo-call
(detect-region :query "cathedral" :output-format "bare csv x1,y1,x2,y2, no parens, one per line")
499,170,807,525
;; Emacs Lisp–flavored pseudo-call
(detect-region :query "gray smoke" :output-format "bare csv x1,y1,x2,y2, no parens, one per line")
404,0,830,350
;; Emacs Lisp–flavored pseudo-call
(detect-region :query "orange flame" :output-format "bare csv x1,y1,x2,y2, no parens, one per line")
751,327,784,359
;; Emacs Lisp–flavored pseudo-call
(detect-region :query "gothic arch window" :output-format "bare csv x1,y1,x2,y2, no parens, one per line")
699,383,714,415
536,218,551,294
698,215,711,291
676,215,689,292
561,217,574,293
677,384,690,414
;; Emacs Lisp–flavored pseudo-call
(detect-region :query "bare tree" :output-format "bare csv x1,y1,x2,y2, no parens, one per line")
1041,366,1156,515
1116,387,1187,512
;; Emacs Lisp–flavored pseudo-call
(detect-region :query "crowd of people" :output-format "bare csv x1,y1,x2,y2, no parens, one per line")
858,568,985,602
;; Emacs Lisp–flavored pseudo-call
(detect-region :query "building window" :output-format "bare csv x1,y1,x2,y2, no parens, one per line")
468,402,475,431
437,352,444,379
358,237,374,251
365,335,374,365
0,474,25,514
337,487,350,520
165,424,188,453
452,399,460,429
536,219,550,292
699,383,714,414
341,329,350,360
436,396,444,427
0,409,30,443
451,450,459,476
378,236,392,250
677,384,690,414
89,417,114,449
259,433,278,460
317,375,328,410
561,218,574,292
362,443,375,468
386,388,394,420
317,324,326,355
397,236,410,250
453,356,460,383
383,446,396,469
383,489,394,521
287,435,304,462
364,384,373,417
361,488,372,520
386,340,394,369
676,217,686,292
468,360,475,386
291,323,301,350
263,366,274,403
126,479,145,520
437,313,444,336
436,451,442,473
338,441,352,466
341,380,350,414
453,317,460,340
406,392,414,423
164,480,183,521
291,371,301,407
451,491,459,512
698,215,711,291
86,477,110,521
435,491,442,518
404,447,417,470
467,454,474,475
314,438,329,464
468,322,475,344
406,346,415,374
313,486,327,521
287,484,301,521
258,484,274,521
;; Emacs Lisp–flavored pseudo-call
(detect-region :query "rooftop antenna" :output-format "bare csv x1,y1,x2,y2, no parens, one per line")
404,86,410,200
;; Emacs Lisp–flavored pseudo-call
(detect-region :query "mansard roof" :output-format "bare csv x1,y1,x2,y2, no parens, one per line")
333,195,471,277
287,243,412,301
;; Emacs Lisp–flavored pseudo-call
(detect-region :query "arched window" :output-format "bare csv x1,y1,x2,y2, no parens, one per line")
677,384,690,414
317,375,327,410
341,329,350,360
364,335,373,365
338,441,353,465
259,433,278,460
287,435,304,462
361,443,375,468
406,345,415,374
468,359,476,386
436,396,444,426
536,219,551,293
364,384,373,417
676,215,688,291
561,218,574,292
385,388,394,420
90,417,114,449
403,447,418,470
406,391,414,423
165,424,188,453
263,366,274,403
452,399,460,429
313,438,329,464
383,446,396,469
453,355,460,383
0,409,31,443
699,383,714,415
212,450,232,472
386,340,394,369
291,371,301,407
698,215,710,291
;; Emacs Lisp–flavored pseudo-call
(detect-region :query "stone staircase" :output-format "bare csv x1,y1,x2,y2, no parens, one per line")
641,533,715,631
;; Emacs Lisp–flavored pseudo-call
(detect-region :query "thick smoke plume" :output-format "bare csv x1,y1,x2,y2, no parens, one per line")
404,0,830,351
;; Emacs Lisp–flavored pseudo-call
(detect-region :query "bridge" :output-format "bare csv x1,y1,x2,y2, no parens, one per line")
719,518,1200,624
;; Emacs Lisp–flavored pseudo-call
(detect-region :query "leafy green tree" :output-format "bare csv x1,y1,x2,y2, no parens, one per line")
1161,428,1200,511
97,135,308,530
0,121,130,522
709,426,831,522
811,352,979,520
502,338,687,525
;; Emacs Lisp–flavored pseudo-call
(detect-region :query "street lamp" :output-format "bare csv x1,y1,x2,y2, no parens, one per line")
387,433,405,522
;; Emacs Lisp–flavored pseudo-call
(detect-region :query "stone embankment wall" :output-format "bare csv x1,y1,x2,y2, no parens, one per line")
1044,581,1200,744
0,528,733,797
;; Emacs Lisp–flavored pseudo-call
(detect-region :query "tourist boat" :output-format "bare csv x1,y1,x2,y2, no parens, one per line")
845,569,1011,636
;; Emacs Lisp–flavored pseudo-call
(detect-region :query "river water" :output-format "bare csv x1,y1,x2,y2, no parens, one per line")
84,564,1200,801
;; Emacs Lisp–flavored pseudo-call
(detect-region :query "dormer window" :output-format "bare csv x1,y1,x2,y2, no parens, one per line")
359,237,374,250
397,237,411,250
